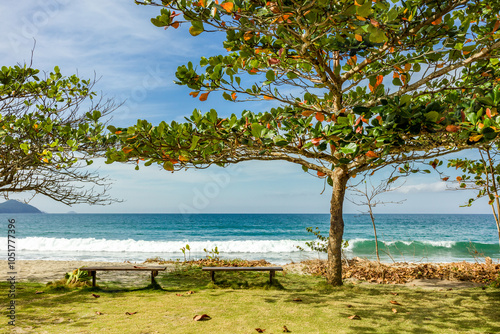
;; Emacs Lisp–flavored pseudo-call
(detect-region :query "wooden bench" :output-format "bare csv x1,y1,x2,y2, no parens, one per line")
80,265,167,287
202,266,283,284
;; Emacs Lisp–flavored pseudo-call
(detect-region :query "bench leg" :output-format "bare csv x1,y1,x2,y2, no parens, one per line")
269,271,275,284
89,271,96,287
210,271,215,282
151,270,158,285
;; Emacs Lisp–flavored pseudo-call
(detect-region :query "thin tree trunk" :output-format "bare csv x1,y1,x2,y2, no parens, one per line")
327,167,350,286
368,206,380,262
483,148,500,247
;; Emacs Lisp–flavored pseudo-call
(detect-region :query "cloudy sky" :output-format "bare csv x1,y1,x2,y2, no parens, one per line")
0,0,490,214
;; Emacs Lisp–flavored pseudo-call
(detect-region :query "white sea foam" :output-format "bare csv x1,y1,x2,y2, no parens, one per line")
0,237,461,253
0,237,311,253
342,238,369,252
371,240,457,248
342,239,459,253
423,240,456,248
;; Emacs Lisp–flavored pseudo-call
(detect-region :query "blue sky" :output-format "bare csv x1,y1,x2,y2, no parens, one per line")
0,0,492,214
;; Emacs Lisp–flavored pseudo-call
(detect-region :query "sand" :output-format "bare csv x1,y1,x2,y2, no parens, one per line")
1,260,177,286
1,260,483,289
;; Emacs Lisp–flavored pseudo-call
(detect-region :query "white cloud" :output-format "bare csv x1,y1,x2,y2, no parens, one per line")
396,182,448,194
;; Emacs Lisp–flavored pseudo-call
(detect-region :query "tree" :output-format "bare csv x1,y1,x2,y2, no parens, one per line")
348,172,405,262
107,0,500,285
0,63,118,205
447,141,500,247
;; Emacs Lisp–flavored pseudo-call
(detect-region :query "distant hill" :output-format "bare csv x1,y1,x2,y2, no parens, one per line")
0,200,43,213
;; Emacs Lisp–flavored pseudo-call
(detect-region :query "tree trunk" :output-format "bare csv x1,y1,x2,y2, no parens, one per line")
368,207,381,262
326,167,350,286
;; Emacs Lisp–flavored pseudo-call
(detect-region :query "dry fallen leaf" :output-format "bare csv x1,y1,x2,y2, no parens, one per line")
392,308,398,313
390,300,402,306
292,298,302,302
390,292,398,296
96,311,103,315
283,325,291,332
186,291,195,295
92,294,100,298
125,312,138,315
255,328,265,333
193,314,211,321
348,315,361,320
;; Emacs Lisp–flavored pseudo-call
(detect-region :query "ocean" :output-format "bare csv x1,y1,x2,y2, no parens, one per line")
1,213,499,264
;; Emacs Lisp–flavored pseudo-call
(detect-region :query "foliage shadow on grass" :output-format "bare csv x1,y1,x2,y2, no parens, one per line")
347,287,500,334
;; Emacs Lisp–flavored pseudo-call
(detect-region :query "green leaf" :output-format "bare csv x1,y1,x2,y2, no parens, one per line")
392,78,402,86
368,28,388,43
341,143,358,154
356,0,372,17
266,70,275,81
387,8,398,21
273,136,288,146
424,111,440,123
400,95,411,105
151,18,164,27
189,24,204,36
163,161,174,171
251,123,263,138
352,106,370,115
190,135,200,150
20,143,29,153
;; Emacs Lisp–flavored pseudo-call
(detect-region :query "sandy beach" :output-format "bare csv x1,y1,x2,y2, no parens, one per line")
1,260,178,286
1,259,489,289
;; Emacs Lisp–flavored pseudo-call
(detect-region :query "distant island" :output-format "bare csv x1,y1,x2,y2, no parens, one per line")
0,200,43,213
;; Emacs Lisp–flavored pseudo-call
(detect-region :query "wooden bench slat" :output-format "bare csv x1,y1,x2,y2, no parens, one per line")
81,266,166,271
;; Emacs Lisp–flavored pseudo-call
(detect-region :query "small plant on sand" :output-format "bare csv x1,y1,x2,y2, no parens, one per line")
180,244,191,261
297,227,349,263
296,227,329,253
204,246,220,261
64,268,91,287
298,227,349,253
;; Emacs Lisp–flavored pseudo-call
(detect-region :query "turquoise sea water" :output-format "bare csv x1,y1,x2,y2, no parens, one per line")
1,213,499,264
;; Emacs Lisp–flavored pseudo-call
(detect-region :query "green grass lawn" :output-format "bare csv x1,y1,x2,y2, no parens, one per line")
1,265,500,334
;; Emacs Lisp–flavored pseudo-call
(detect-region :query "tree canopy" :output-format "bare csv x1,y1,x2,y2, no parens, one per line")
0,64,118,205
108,0,500,285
